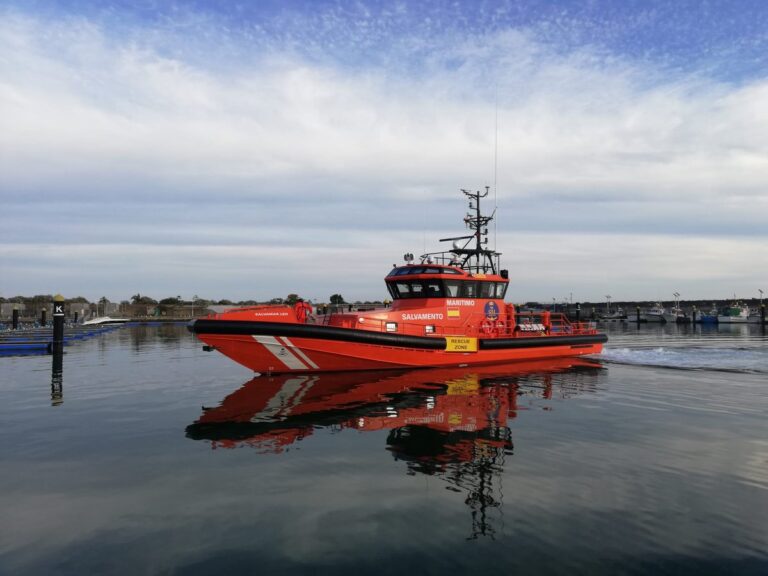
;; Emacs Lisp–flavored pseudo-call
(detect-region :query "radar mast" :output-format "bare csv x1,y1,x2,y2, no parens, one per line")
421,187,502,274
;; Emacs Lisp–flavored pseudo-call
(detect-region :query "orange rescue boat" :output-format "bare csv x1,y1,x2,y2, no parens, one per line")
189,188,607,373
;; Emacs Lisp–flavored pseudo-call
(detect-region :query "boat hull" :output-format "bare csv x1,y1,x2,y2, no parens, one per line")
717,316,749,324
190,319,607,374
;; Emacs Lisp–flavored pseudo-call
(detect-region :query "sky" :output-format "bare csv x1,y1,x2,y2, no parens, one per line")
1,0,767,305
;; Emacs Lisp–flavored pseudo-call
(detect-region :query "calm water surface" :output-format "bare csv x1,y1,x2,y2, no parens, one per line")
1,323,766,575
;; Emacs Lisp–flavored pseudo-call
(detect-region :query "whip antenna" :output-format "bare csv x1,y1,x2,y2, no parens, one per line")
493,83,499,251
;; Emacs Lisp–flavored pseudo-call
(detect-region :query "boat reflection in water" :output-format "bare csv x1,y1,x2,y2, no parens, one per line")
187,358,603,538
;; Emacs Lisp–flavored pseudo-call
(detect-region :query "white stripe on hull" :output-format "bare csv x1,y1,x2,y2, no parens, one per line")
253,335,309,370
278,337,320,369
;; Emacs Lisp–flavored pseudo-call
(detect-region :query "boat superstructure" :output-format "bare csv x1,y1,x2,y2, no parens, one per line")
599,307,627,322
718,302,750,324
663,292,688,324
643,303,666,323
698,304,719,324
189,188,607,374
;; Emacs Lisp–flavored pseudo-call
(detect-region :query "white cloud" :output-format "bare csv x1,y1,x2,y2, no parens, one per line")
0,9,767,302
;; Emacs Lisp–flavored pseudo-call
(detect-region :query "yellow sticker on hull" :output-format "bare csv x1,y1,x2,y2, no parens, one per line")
445,336,478,352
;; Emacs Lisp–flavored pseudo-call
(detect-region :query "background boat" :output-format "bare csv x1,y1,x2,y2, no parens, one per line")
697,304,719,324
663,307,688,324
598,307,627,322
642,303,666,323
663,292,687,323
717,302,750,324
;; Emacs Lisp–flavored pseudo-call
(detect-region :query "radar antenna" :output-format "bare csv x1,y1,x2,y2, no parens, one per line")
420,187,501,274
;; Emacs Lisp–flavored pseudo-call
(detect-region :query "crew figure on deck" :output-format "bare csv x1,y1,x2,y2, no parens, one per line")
294,299,314,323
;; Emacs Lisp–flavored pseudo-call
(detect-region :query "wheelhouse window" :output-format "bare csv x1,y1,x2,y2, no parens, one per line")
387,279,508,300
425,281,444,298
389,266,464,277
444,280,461,297
460,282,477,298
389,281,432,299
392,282,412,298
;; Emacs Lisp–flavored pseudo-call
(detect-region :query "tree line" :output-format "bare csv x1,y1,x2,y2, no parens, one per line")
0,293,351,306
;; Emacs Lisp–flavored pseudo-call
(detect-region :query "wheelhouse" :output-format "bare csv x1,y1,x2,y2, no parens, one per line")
385,265,508,300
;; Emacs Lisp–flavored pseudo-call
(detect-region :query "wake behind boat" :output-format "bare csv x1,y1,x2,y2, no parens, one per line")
82,316,131,326
189,188,607,373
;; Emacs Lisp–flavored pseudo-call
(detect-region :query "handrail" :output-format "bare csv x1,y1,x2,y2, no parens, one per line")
213,304,599,338
322,309,598,338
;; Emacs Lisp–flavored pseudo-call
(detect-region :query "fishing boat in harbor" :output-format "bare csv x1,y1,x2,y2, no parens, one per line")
697,304,719,324
663,308,688,323
598,308,627,321
598,300,626,322
717,302,751,324
663,292,688,324
189,188,607,374
643,303,666,323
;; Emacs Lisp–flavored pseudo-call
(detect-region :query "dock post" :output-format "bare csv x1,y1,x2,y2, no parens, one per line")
52,295,65,354
41,308,47,327
636,306,641,323
590,307,596,321
575,303,581,322
51,295,65,405
12,306,19,330
692,306,697,324
74,311,78,324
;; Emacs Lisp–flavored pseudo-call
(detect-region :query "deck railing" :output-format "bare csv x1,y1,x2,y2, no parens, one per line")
319,310,598,338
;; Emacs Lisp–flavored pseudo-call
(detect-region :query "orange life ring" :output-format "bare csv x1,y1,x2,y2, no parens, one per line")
481,320,494,335
495,320,506,335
